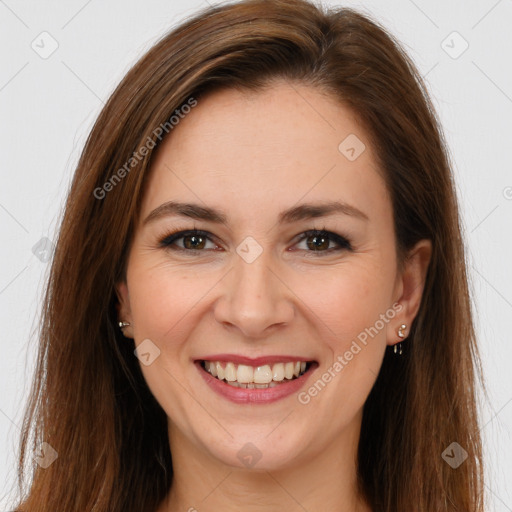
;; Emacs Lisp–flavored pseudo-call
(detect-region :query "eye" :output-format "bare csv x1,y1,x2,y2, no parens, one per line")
158,228,352,256
159,229,219,254
292,229,352,255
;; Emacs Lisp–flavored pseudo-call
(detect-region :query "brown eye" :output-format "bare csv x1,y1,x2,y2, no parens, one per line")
182,233,206,250
306,233,330,251
159,230,217,252
294,230,352,254
159,228,352,256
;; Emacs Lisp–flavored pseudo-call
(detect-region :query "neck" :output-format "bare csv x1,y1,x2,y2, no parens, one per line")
157,410,372,512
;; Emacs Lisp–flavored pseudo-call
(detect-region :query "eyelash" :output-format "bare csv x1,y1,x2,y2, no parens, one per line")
158,227,353,256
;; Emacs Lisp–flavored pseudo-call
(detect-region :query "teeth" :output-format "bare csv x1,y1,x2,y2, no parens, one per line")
224,362,237,382
203,359,309,386
272,363,285,381
237,364,253,383
215,362,224,380
254,365,272,384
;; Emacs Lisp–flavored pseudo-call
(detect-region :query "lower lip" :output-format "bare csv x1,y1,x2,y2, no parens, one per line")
195,361,317,404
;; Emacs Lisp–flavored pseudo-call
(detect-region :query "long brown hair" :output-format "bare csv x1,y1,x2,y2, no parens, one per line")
12,0,485,510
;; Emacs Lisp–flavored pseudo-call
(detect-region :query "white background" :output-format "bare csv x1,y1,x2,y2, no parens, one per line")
0,0,511,510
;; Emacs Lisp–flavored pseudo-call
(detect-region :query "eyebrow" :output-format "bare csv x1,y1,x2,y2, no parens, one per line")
142,199,369,227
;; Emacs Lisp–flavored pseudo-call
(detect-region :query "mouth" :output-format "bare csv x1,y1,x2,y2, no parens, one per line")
195,357,318,404
199,359,313,388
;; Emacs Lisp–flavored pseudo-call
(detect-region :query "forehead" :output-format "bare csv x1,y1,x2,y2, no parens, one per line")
140,82,391,227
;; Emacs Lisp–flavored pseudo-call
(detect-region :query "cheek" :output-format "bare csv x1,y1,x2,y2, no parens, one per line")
128,266,208,340
126,267,205,427
299,260,394,349
287,264,394,439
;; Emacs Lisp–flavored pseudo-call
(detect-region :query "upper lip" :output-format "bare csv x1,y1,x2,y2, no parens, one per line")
197,354,315,366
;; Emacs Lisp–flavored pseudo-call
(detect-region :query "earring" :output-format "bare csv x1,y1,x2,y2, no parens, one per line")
118,321,130,330
394,324,407,355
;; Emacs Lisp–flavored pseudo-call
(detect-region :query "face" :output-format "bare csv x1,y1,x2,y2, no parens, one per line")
116,81,431,471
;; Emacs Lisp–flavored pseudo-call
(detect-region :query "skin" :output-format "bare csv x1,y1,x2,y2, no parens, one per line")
116,81,432,512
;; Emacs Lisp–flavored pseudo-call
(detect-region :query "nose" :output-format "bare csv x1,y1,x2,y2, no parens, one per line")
213,248,295,339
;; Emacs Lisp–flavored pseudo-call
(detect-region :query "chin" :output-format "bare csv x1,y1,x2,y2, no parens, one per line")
201,428,308,472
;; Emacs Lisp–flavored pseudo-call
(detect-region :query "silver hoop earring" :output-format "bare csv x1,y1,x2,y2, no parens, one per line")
118,321,130,329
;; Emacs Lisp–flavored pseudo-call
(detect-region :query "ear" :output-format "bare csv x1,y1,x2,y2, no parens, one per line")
115,280,134,339
387,238,432,346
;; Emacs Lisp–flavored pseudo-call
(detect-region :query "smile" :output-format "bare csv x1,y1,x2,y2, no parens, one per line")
196,357,318,404
201,360,310,388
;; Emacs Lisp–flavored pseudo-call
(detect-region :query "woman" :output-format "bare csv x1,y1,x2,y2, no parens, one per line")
12,0,485,510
